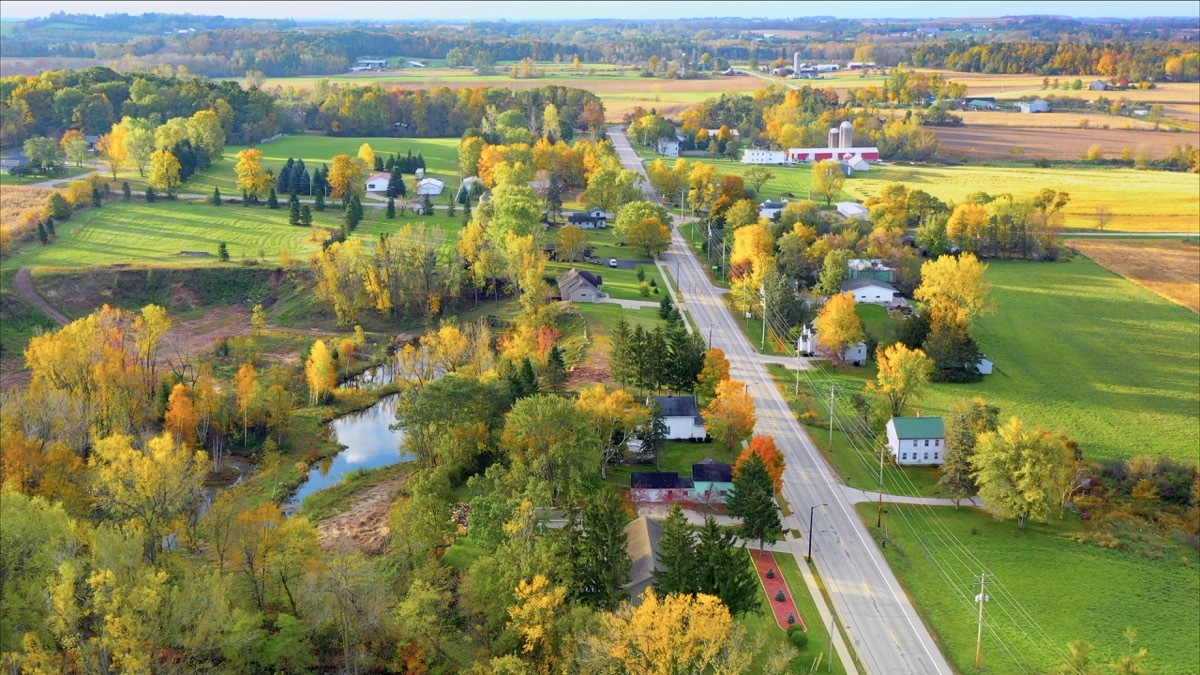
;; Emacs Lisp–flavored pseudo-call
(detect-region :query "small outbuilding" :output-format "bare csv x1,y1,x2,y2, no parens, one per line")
976,356,994,375
558,268,603,303
840,278,897,304
416,177,444,196
1017,100,1050,114
836,202,870,219
1088,79,1110,91
886,416,946,466
691,458,735,506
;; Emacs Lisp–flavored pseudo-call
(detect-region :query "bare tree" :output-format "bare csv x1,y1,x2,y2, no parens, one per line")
1093,205,1114,231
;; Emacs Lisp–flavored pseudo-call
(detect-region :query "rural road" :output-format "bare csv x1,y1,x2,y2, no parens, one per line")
611,127,954,675
11,268,69,326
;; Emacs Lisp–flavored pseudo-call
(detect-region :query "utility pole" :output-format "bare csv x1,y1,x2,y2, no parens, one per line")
760,284,767,350
827,384,836,450
877,443,886,528
975,573,989,671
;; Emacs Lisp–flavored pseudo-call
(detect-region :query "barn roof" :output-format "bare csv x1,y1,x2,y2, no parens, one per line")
655,395,700,419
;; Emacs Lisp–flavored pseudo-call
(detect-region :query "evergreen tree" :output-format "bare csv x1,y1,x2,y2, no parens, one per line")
386,168,404,198
299,204,313,227
694,516,760,616
122,181,132,200
314,192,325,212
289,200,301,226
344,195,363,230
643,399,668,469
506,357,540,400
211,186,222,205
658,293,676,320
386,197,396,219
291,159,308,195
217,242,229,261
938,398,1000,508
727,453,782,552
267,187,279,209
288,191,299,208
569,489,630,611
667,325,705,394
541,346,567,393
545,176,563,222
463,199,472,222
924,325,982,383
422,194,434,216
610,318,633,387
447,197,456,218
416,151,425,170
276,158,294,193
145,186,156,203
242,190,250,206
36,221,48,244
91,186,102,207
43,218,55,237
373,155,384,171
385,154,395,171
653,503,697,595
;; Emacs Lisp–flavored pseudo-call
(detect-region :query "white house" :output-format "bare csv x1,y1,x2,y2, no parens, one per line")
567,208,609,229
741,149,788,165
655,396,707,441
416,177,444,196
558,268,603,303
886,416,946,466
840,278,897,304
365,172,390,192
798,323,867,364
656,138,680,157
1017,99,1050,114
759,199,788,220
836,202,869,219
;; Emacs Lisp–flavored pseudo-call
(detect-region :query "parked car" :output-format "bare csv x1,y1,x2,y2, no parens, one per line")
608,258,618,268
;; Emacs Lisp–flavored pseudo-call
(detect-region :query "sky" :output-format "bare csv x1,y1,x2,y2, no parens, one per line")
1,0,1197,21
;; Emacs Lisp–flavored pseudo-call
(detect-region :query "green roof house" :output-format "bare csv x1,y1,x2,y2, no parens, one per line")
886,416,946,466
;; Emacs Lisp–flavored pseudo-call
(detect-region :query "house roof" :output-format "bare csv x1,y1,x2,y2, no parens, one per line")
890,416,945,439
558,268,602,296
692,458,733,482
567,210,607,222
417,177,444,188
366,172,390,184
630,472,693,490
841,278,897,293
655,395,700,419
624,516,665,589
760,200,788,209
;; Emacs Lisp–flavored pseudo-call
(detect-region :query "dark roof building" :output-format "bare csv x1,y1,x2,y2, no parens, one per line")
630,472,694,490
655,395,700,419
691,458,733,483
558,268,603,303
840,278,897,293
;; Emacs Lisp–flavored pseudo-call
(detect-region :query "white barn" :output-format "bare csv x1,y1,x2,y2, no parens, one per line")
840,278,897,304
655,396,707,441
886,417,946,466
365,172,390,192
741,149,788,165
416,178,444,196
836,202,869,219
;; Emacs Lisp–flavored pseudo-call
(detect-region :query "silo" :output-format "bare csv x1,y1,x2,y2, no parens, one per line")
794,52,801,75
839,120,854,148
828,127,840,149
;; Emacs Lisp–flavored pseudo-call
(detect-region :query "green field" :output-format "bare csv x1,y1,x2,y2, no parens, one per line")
0,165,94,186
2,199,465,270
642,155,854,204
846,164,1200,233
860,503,1200,674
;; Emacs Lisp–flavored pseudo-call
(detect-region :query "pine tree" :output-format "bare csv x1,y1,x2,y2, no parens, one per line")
267,187,279,209
299,204,313,227
653,503,697,595
416,151,425,170
145,186,156,203
292,159,308,195
276,158,294,193
422,194,434,216
288,191,299,208
91,186,102,207
541,346,567,392
447,197,456,218
545,176,563,222
506,357,540,400
386,168,404,198
693,516,759,616
727,453,781,552
644,399,668,469
386,197,396,219
314,192,325,212
36,221,48,244
610,317,633,386
122,181,132,200
217,242,229,261
345,196,362,230
288,199,301,226
373,155,384,171
211,186,222,205
43,218,55,237
569,490,630,611
667,325,705,393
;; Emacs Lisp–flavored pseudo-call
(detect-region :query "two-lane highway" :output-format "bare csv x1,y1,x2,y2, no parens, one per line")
610,128,953,675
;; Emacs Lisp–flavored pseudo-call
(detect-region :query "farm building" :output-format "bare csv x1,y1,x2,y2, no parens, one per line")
963,98,999,111
843,155,870,172
558,268,603,303
405,60,427,68
656,396,707,441
741,149,788,165
656,137,680,157
691,458,735,506
847,61,876,70
886,416,946,466
624,516,665,604
797,323,867,364
416,177,444,196
630,472,694,504
1088,79,1111,91
836,202,870,219
566,208,609,229
816,64,840,72
365,173,390,192
848,258,896,283
456,176,482,202
1017,100,1051,114
841,278,897,304
759,199,789,219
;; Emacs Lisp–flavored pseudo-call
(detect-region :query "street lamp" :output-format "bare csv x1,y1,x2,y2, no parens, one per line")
807,503,828,561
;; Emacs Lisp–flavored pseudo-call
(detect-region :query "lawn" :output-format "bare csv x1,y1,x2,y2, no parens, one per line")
859,503,1200,674
0,164,93,186
546,224,666,302
2,199,465,270
846,164,1200,233
641,155,856,204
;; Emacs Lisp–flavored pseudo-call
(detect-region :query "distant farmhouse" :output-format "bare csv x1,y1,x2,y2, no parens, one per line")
566,208,609,229
656,395,707,441
798,323,867,365
365,172,390,192
886,417,946,466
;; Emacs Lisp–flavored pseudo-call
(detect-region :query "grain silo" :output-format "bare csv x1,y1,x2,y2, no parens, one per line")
839,120,854,148
794,52,801,76
828,127,840,149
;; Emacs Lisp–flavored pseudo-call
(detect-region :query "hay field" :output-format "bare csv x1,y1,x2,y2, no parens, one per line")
955,109,1161,130
936,126,1200,161
0,185,53,255
846,164,1200,232
1066,238,1200,313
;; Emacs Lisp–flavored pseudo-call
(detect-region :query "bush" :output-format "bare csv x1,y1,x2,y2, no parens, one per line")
766,568,775,579
787,623,803,636
791,631,809,649
775,589,786,602
639,281,651,297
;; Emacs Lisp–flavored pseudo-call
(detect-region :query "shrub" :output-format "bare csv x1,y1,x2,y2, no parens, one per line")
775,589,786,602
639,281,651,297
791,631,809,648
787,623,803,636
766,568,776,579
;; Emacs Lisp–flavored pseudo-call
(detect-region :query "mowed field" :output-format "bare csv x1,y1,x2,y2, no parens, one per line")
936,126,1200,161
846,164,1200,232
1,199,466,270
1067,238,1200,313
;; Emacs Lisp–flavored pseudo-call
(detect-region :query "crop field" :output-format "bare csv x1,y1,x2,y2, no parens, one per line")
860,503,1199,675
1066,238,1200,313
848,164,1200,232
1,200,465,270
936,126,1200,161
953,109,1162,130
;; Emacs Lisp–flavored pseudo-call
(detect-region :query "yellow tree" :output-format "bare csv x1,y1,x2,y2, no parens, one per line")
424,322,473,374
576,384,649,478
815,292,864,364
163,382,198,446
96,132,127,179
327,154,368,200
696,348,731,401
556,225,589,263
866,343,933,417
627,217,671,258
971,418,1075,530
357,143,375,168
88,432,211,562
187,109,226,161
313,238,368,324
147,149,181,193
234,363,257,444
234,148,271,200
305,340,336,405
811,159,846,205
945,202,988,252
687,162,718,214
507,574,568,665
914,252,993,332
703,378,756,451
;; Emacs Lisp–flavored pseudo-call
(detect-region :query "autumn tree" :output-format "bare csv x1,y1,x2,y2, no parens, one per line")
703,378,756,451
939,397,1000,508
866,343,933,417
946,202,988,252
815,292,865,364
234,362,257,444
576,384,648,479
235,148,272,201
627,217,671,258
728,452,782,552
696,348,731,401
556,225,589,263
147,149,182,193
816,248,853,296
305,340,337,405
744,165,775,193
507,574,569,664
613,200,672,243
327,154,368,202
96,132,127,178
313,238,368,324
119,118,156,177
811,159,846,205
736,435,786,492
60,129,90,167
356,143,375,169
971,417,1075,529
163,383,198,446
914,253,992,333
583,163,641,214
502,394,599,503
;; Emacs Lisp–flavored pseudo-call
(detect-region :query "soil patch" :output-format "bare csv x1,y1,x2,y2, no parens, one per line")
315,474,407,554
156,305,253,363
1067,238,1200,314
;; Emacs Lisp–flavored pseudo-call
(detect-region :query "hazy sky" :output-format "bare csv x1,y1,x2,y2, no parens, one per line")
1,0,1197,21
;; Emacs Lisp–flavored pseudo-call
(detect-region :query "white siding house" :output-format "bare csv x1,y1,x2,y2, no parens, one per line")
656,396,707,441
886,417,946,466
741,149,788,165
759,199,788,220
365,172,390,192
840,278,897,304
656,138,680,157
798,323,867,364
567,208,609,229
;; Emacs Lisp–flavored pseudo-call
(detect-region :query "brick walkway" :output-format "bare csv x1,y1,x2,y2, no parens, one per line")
749,548,805,631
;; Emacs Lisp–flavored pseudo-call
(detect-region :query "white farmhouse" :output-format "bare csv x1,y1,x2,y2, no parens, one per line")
886,417,946,466
741,149,788,165
365,172,390,192
797,323,867,364
655,396,708,441
840,278,897,304
566,208,609,229
416,177,444,196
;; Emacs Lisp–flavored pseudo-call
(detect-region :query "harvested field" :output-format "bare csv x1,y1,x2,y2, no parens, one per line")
955,110,1160,130
0,185,53,255
1066,238,1200,314
936,126,1200,161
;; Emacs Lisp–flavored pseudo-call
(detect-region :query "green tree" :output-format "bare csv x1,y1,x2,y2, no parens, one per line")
938,397,1000,508
727,453,781,552
386,197,396,219
816,248,853,296
971,417,1074,529
217,242,229,261
36,221,49,244
122,181,132,201
811,159,846,206
653,503,697,596
569,489,630,611
541,345,567,393
91,186,102,208
288,199,301,226
46,192,72,220
744,165,775,194
210,186,222,206
694,516,759,616
299,205,313,227
266,187,279,209
614,201,672,242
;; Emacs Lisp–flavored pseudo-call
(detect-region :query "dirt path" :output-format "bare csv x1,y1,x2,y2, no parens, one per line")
11,268,69,326
315,474,406,554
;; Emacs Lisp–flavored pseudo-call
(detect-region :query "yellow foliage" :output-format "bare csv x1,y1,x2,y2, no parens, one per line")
589,589,736,674
914,253,993,331
703,379,757,451
305,340,336,404
508,574,568,658
815,293,865,363
234,148,272,199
